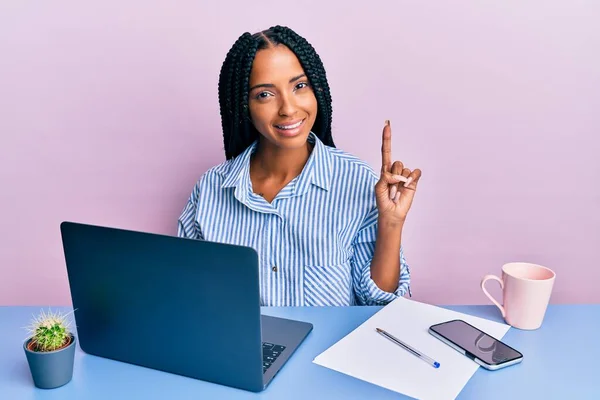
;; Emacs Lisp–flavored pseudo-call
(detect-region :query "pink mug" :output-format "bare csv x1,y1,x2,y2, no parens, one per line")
481,262,556,330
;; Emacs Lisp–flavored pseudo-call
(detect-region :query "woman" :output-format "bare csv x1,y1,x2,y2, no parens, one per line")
178,25,422,306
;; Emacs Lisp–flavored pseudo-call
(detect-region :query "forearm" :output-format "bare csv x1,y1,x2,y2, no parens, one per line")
369,217,404,293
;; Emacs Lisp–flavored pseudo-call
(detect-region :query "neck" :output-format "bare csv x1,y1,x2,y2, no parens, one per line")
250,138,313,182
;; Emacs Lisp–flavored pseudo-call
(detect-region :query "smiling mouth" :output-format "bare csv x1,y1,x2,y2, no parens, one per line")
274,119,305,130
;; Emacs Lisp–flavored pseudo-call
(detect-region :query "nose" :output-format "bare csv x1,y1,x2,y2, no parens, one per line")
278,93,298,117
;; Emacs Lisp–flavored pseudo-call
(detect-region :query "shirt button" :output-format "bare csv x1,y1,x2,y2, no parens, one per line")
272,266,278,272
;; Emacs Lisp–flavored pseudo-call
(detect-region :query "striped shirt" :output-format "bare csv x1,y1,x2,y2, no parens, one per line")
177,132,411,306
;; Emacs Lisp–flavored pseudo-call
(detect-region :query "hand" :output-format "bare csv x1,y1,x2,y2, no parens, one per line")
375,120,422,225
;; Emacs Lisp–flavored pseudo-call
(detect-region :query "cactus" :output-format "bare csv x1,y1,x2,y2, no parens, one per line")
25,309,74,352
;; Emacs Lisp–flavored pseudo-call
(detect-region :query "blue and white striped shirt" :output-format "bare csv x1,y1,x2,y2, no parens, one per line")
177,132,411,306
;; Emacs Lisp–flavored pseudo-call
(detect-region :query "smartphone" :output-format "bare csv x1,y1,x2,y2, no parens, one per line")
429,319,523,370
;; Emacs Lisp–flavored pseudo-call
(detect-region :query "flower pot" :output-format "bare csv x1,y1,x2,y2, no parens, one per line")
23,334,76,389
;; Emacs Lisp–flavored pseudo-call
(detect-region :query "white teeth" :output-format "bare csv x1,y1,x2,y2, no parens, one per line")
276,120,303,130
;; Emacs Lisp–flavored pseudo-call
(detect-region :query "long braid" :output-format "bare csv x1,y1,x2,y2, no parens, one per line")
218,26,335,160
218,33,256,160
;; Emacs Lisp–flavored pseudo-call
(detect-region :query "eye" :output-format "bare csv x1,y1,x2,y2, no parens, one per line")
295,82,309,90
255,91,273,100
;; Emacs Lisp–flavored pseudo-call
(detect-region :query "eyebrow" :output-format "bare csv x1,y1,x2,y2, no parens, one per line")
249,74,306,92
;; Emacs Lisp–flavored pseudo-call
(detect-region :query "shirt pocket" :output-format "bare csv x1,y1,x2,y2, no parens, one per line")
303,261,354,306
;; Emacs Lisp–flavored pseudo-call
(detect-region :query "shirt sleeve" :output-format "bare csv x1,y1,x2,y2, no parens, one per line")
351,206,412,306
177,181,204,240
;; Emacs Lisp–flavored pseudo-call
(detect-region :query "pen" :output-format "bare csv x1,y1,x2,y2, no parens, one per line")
376,327,440,369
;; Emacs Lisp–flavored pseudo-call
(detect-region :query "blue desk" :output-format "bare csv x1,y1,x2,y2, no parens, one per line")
1,304,598,399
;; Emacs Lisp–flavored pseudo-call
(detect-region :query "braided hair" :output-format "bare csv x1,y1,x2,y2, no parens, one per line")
218,25,335,160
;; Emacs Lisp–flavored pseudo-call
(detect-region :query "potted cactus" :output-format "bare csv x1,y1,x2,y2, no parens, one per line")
23,308,76,389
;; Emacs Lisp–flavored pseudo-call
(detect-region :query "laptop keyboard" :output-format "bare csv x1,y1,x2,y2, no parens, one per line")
262,342,286,373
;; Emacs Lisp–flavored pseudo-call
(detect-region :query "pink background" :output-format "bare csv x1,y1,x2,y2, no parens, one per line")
1,1,598,306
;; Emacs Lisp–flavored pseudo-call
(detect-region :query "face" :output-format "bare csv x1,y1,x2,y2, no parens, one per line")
248,45,318,150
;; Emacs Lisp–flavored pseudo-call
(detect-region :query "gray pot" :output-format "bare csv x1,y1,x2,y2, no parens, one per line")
23,334,76,389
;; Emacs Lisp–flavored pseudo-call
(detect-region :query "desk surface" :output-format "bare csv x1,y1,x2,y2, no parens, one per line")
1,304,598,399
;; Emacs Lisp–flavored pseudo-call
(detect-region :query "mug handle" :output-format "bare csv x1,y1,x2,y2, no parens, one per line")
480,275,506,318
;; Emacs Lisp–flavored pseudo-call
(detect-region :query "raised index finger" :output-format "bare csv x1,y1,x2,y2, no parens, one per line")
381,120,392,172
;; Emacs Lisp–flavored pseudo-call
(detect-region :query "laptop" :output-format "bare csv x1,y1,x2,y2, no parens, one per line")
59,221,313,392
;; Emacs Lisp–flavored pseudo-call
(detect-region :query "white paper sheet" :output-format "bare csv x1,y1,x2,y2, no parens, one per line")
313,297,510,400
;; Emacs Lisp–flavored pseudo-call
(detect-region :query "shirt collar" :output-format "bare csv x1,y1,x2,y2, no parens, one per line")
220,131,332,195
295,132,332,194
